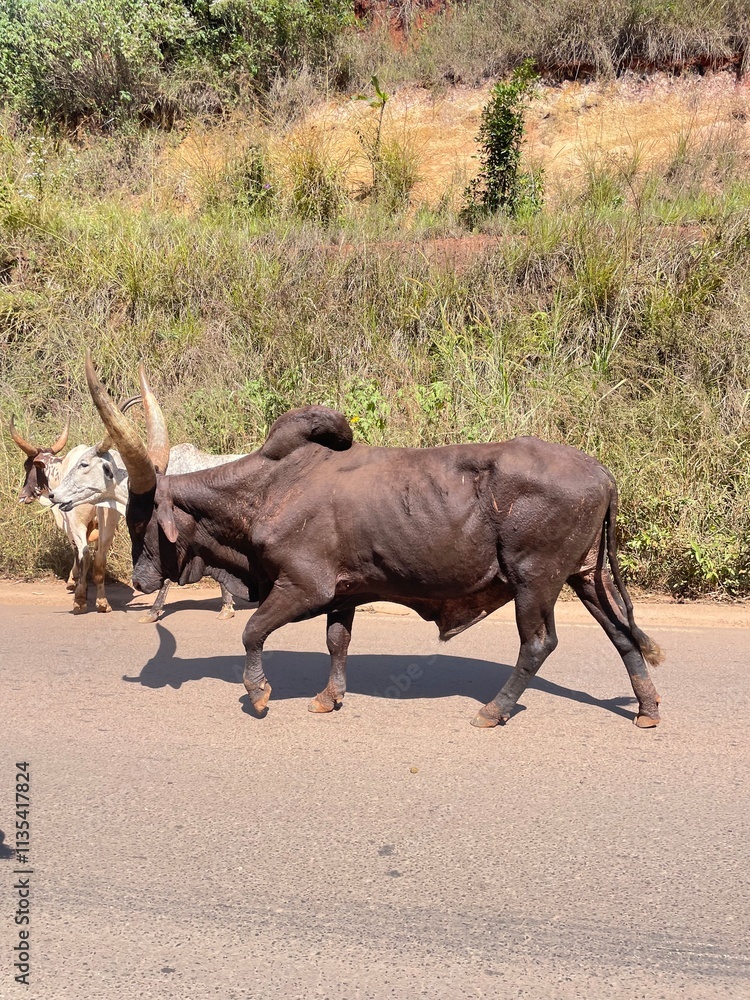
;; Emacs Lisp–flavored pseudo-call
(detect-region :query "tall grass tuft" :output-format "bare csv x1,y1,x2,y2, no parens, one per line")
287,129,349,223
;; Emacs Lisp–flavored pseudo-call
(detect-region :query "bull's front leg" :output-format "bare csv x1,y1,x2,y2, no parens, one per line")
92,544,112,613
93,508,118,613
139,581,170,623
242,580,327,716
217,583,235,621
309,607,355,714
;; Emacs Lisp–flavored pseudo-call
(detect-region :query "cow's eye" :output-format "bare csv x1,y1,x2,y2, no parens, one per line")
80,462,89,470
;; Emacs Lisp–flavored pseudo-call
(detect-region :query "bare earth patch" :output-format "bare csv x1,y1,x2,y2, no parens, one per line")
158,70,750,210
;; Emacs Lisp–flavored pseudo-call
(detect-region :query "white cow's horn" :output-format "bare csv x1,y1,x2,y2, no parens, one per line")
86,350,156,495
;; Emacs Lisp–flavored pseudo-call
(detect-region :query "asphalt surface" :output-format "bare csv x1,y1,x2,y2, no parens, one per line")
2,588,748,999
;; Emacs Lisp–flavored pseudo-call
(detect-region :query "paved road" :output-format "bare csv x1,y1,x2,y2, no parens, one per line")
2,589,748,999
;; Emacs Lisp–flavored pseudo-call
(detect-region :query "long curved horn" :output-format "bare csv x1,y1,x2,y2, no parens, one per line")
9,416,40,458
139,365,170,474
95,395,143,455
49,415,70,454
85,350,156,494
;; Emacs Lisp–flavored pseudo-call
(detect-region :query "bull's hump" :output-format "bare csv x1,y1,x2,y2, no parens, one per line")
260,406,353,461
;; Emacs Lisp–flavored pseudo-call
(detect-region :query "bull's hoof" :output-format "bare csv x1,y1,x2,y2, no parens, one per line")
308,695,339,714
66,582,77,592
72,603,87,615
217,606,235,621
635,713,661,729
250,681,272,715
471,706,509,729
96,601,112,614
138,611,161,624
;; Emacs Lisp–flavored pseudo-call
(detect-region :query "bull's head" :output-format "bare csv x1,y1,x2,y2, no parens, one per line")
9,416,69,503
85,353,181,594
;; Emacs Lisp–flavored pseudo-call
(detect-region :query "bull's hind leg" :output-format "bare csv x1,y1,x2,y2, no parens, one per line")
472,590,559,728
309,608,355,713
568,570,661,727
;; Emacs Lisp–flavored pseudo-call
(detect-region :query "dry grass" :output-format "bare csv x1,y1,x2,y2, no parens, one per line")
343,0,750,90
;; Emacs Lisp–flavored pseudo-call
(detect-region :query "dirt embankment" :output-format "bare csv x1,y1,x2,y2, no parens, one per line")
159,71,750,213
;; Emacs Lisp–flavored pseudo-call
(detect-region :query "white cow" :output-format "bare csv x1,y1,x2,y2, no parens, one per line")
49,439,246,622
10,416,120,614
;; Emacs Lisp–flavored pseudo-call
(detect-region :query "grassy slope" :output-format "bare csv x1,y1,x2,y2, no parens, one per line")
2,65,750,592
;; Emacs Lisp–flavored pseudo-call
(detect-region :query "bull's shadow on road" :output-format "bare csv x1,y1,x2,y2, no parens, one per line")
122,624,636,721
126,595,254,618
0,830,15,860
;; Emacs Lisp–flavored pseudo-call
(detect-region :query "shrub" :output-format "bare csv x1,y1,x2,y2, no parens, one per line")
461,60,542,227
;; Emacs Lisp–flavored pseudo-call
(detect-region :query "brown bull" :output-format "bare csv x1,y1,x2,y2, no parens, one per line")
87,353,663,729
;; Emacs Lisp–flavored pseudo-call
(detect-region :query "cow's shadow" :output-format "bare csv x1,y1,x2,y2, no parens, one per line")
122,625,637,721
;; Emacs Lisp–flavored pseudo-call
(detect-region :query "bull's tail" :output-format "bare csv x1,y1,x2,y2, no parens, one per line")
605,489,665,668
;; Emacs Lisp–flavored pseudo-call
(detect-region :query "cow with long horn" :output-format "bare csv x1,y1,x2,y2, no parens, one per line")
48,413,247,624
86,351,664,731
8,411,129,613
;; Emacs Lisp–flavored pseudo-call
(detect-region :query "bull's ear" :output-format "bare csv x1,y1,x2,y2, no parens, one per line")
157,502,179,543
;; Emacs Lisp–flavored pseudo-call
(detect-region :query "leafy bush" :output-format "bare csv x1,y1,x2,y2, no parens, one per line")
0,0,352,125
461,60,542,227
188,0,352,87
0,0,191,125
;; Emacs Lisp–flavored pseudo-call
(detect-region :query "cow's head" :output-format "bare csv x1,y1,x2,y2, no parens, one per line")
48,396,140,511
47,444,118,511
85,352,182,595
9,416,69,503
